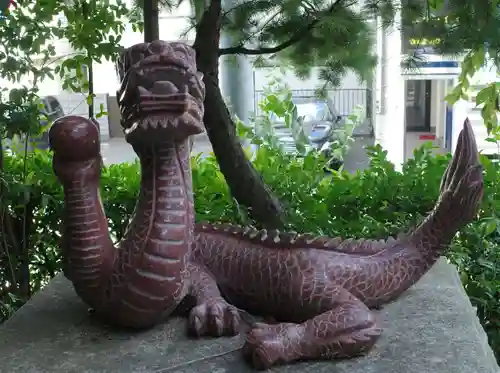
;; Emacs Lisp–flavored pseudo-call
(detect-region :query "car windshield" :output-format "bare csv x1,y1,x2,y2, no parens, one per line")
270,101,331,123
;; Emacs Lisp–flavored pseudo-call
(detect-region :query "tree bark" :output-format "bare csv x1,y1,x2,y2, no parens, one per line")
143,0,159,42
193,0,284,228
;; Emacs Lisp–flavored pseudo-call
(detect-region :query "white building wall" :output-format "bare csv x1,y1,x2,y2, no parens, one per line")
253,67,366,91
7,2,498,160
92,4,196,96
374,11,405,169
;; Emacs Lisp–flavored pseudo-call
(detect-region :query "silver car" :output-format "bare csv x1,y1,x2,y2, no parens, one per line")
270,98,345,169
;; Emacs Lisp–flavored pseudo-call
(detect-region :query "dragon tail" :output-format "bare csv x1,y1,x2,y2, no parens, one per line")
407,118,484,259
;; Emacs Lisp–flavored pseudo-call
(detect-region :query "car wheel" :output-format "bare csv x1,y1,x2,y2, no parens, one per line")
328,158,343,171
320,149,342,172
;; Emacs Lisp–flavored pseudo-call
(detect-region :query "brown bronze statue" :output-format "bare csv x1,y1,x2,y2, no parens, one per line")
49,40,484,370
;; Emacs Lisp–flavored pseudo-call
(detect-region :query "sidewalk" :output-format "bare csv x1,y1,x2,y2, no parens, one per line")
101,135,372,172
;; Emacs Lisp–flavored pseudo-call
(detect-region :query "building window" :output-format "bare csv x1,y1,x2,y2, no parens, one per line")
405,79,432,132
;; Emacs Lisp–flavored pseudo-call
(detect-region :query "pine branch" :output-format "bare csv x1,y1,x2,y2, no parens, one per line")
218,0,346,56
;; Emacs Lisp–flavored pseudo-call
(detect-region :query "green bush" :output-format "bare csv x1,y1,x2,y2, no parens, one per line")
1,141,499,361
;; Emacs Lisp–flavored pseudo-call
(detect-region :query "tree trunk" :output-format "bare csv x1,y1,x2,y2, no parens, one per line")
199,75,285,228
193,0,285,228
143,0,159,41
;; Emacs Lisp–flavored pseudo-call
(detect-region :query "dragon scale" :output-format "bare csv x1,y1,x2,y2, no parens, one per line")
50,40,484,370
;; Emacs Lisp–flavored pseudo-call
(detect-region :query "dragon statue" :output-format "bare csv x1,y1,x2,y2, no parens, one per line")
48,40,484,370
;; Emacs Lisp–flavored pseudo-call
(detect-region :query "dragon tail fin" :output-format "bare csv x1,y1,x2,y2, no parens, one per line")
437,117,484,225
408,118,484,257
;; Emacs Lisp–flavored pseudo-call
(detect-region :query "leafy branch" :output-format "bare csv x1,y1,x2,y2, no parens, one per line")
0,0,138,313
219,1,346,56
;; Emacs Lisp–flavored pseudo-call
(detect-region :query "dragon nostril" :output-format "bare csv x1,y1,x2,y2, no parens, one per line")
49,115,100,162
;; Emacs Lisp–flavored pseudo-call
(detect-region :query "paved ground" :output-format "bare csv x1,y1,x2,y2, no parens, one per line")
101,135,373,172
100,134,213,166
342,136,373,172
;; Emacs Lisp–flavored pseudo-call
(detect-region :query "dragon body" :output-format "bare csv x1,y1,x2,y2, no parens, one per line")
48,40,484,370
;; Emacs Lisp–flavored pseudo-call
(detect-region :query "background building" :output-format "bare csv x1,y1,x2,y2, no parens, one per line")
1,1,496,168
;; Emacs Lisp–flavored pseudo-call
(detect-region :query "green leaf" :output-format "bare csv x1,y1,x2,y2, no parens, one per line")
86,94,95,106
483,219,497,236
475,86,493,106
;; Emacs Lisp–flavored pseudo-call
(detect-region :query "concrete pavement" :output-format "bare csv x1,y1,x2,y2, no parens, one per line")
100,135,373,172
100,134,214,166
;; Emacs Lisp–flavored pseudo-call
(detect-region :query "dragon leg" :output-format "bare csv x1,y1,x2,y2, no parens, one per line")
241,286,381,370
185,262,241,337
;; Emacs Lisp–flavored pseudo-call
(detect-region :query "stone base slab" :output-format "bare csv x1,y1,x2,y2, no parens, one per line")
0,259,498,373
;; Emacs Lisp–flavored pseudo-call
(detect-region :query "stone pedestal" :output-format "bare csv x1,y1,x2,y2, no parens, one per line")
0,259,498,373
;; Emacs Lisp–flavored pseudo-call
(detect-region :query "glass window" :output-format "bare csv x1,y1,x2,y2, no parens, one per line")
405,80,431,131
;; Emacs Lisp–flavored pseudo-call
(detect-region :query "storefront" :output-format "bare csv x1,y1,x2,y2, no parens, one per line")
374,13,496,169
401,58,459,159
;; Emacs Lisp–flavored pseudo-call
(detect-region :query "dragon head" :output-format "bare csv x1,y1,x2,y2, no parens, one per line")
116,40,206,146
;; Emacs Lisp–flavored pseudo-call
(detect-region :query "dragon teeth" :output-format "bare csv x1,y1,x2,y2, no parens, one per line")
137,118,170,129
132,114,188,132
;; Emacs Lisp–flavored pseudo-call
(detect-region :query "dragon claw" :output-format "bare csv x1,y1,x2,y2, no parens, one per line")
243,322,302,370
243,343,274,371
243,322,298,370
188,299,241,337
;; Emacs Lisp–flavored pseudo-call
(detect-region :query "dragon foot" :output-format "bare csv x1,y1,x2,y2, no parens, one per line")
242,290,382,370
186,262,241,337
188,298,240,337
243,321,301,370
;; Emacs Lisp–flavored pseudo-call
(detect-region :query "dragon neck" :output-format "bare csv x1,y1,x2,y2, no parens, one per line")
110,139,193,326
57,139,194,327
58,158,114,303
118,139,194,264
407,197,459,265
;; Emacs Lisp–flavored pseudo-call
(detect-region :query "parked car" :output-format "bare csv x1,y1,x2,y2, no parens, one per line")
269,98,346,170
